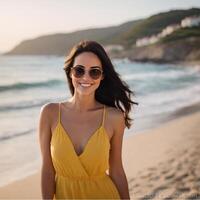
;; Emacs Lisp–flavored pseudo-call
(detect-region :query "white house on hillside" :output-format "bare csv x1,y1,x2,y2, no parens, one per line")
136,35,159,47
181,15,200,27
159,24,180,38
104,44,124,52
135,15,200,47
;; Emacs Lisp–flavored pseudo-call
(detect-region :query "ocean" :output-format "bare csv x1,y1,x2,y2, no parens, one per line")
0,55,200,187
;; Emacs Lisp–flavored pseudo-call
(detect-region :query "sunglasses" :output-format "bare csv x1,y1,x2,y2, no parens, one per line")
71,65,103,80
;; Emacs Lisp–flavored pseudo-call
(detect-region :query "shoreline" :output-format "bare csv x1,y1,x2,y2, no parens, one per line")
0,102,200,199
127,59,200,68
109,52,200,68
153,101,200,128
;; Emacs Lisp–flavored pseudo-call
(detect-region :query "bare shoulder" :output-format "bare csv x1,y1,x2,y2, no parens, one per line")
40,102,58,114
39,102,60,127
40,102,59,118
38,103,57,174
38,102,61,142
106,106,126,133
106,106,125,122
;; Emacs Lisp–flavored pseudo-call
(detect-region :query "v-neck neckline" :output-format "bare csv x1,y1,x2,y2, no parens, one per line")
58,103,106,158
59,123,103,158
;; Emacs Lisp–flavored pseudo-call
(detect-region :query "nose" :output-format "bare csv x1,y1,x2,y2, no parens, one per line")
82,70,92,80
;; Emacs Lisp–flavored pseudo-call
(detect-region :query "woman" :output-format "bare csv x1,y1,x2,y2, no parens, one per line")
39,40,138,199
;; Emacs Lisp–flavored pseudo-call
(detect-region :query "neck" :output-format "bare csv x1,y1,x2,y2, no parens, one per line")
69,92,98,112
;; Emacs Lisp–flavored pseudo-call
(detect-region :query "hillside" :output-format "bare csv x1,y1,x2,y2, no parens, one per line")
122,8,200,47
5,8,200,59
5,20,141,56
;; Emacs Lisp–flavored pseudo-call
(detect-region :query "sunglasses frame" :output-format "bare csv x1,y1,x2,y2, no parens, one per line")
71,65,103,80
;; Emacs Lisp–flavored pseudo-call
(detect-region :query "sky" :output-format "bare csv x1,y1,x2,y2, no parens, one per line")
0,0,200,53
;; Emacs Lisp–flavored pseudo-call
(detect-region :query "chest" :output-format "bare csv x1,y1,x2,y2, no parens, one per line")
52,110,114,156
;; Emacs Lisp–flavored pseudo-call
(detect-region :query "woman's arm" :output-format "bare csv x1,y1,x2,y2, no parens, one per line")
38,104,56,200
109,109,130,200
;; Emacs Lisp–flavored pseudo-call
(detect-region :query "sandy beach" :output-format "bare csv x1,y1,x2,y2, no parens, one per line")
124,109,200,199
0,104,200,199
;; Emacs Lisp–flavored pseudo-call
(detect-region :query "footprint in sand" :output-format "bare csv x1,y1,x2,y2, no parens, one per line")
174,172,189,182
140,185,168,200
164,172,175,180
147,167,157,171
129,177,135,183
161,169,169,174
177,186,191,193
140,172,153,179
167,158,176,164
185,192,200,200
149,175,160,181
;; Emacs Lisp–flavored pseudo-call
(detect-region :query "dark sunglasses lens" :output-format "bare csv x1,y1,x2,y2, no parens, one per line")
72,67,84,78
89,69,102,79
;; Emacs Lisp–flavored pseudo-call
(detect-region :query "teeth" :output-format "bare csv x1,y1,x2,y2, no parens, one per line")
80,83,92,87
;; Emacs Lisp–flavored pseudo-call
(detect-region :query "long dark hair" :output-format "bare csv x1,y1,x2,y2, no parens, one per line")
63,40,138,129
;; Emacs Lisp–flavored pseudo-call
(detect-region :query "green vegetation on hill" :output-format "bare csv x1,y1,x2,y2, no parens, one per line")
121,8,200,47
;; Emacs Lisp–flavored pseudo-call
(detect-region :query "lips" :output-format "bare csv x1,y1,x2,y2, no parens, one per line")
79,83,93,87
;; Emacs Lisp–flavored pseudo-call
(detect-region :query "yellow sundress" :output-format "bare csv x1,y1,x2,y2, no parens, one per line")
50,103,121,199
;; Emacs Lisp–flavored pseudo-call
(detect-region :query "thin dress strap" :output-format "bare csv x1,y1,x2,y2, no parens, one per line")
58,102,61,123
102,105,106,127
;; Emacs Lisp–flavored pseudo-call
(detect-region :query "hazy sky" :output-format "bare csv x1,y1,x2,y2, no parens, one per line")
0,0,200,52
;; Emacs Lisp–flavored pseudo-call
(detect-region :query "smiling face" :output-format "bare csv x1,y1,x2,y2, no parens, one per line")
70,52,104,96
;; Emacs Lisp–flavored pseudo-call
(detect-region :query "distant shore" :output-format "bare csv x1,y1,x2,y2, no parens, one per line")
110,53,200,68
109,36,200,68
